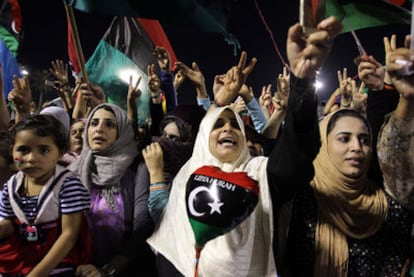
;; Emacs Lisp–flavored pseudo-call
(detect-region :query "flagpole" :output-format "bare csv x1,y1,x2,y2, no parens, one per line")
411,1,414,50
343,17,368,58
64,2,89,83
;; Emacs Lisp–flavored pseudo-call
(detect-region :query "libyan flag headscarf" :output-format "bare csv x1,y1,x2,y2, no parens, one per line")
326,0,412,33
85,16,158,126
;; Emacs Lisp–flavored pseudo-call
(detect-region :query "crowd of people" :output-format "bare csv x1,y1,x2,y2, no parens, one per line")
0,15,413,277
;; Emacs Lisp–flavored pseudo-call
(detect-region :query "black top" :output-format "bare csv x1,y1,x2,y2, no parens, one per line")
283,186,413,277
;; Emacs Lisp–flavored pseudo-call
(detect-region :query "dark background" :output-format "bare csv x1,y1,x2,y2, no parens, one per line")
16,0,411,105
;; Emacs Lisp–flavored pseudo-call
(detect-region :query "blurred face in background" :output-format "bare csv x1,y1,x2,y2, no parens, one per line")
70,120,85,154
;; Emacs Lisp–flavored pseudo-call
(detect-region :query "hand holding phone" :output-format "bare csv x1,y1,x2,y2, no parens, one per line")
300,0,326,36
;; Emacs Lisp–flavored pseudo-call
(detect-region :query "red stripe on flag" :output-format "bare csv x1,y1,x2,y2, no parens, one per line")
387,0,406,6
7,0,21,33
67,23,80,75
312,0,319,21
137,18,177,70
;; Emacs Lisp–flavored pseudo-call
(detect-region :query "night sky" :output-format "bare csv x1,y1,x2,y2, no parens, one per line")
16,0,411,104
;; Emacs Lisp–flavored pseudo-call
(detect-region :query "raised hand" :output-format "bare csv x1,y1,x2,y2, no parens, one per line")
153,46,171,73
49,59,69,86
337,68,352,107
213,51,257,106
8,75,32,117
238,84,254,104
287,16,342,79
174,61,205,88
351,81,367,113
147,64,161,92
231,97,247,114
276,67,290,97
384,34,414,99
127,75,142,105
273,68,290,111
173,69,186,91
142,142,165,184
357,55,384,91
147,64,162,104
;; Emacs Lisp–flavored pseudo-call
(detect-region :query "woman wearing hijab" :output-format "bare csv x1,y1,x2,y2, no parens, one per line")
69,103,156,276
282,34,414,276
282,107,413,276
145,17,343,276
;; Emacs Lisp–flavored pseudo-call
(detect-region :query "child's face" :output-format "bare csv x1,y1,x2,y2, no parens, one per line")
12,130,62,185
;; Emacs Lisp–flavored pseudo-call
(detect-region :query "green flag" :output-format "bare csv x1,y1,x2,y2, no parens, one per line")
326,0,411,32
65,0,236,37
85,16,157,126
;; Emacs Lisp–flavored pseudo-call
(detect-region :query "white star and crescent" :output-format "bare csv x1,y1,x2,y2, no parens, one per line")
188,185,225,217
208,200,224,214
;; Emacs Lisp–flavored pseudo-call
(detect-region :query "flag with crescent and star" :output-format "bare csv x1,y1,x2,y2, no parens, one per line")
185,165,259,248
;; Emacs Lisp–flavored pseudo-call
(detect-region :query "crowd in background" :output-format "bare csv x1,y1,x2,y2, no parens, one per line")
0,16,413,277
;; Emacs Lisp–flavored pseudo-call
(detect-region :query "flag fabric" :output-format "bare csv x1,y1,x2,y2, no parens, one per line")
64,0,237,43
85,16,159,126
326,0,412,33
0,0,22,99
137,18,177,69
67,24,80,75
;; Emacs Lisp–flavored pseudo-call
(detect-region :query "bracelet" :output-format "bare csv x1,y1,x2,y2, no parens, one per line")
384,83,394,90
150,182,168,191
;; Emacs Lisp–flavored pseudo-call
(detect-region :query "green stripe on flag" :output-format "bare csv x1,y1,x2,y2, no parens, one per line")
86,40,151,126
326,0,411,33
189,218,229,247
0,25,18,57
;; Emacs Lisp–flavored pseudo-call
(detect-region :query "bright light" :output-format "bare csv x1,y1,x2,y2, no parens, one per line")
118,68,141,86
314,80,323,89
21,69,29,76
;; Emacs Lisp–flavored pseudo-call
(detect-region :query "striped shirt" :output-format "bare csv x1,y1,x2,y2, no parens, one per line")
0,175,90,223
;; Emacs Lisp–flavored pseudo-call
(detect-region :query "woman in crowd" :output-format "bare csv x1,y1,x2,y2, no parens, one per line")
281,34,414,277
70,103,156,276
145,16,342,276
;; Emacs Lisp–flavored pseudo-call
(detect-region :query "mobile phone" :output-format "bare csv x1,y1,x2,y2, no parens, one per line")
300,0,326,36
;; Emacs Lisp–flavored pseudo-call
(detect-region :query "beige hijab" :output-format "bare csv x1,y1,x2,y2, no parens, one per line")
311,110,388,276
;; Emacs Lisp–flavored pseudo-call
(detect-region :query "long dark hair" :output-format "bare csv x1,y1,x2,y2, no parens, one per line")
11,114,69,153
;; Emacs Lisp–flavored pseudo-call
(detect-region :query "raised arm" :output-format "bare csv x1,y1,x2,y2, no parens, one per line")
8,75,32,123
262,67,290,139
174,61,210,110
377,34,414,210
127,75,142,139
267,16,342,204
212,51,257,108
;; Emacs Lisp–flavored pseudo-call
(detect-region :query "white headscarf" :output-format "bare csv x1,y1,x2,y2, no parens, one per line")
40,106,70,136
147,106,276,277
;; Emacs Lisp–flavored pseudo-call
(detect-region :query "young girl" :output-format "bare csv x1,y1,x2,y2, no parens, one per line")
0,114,91,276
